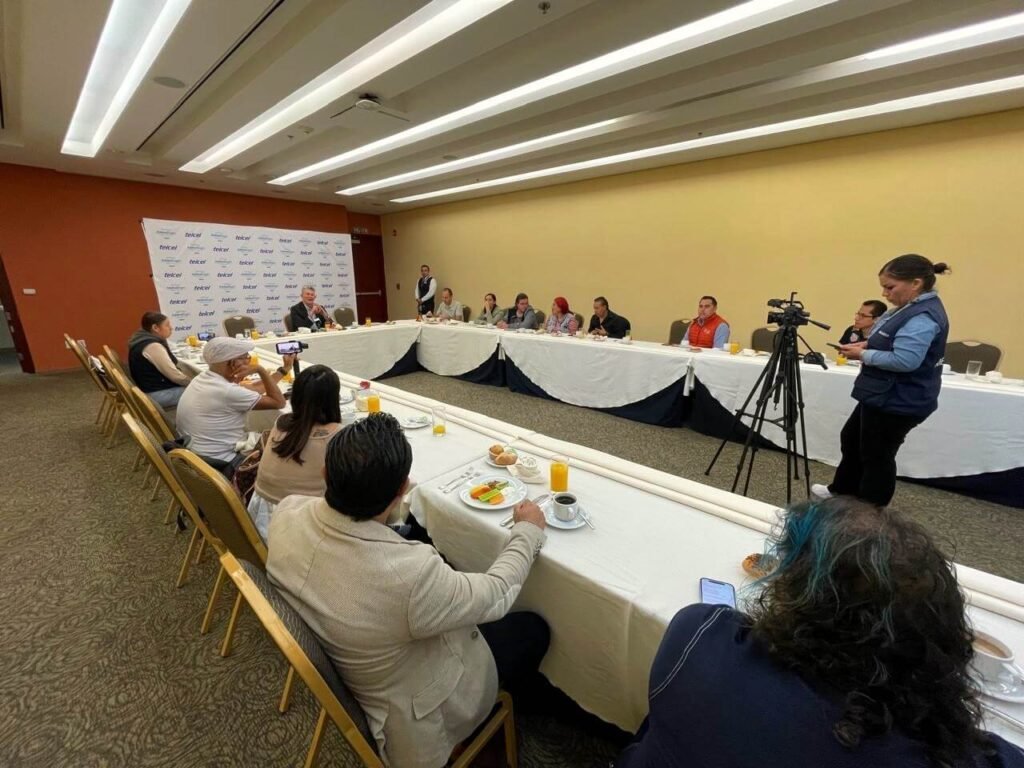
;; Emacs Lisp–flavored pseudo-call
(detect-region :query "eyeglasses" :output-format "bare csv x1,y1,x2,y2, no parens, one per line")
855,312,876,319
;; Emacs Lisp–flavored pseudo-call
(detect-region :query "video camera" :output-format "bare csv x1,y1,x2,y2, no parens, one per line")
766,293,814,327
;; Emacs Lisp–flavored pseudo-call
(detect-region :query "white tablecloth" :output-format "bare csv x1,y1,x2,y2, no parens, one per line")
180,342,1024,743
253,324,421,380
693,352,1024,478
417,323,500,376
499,333,692,408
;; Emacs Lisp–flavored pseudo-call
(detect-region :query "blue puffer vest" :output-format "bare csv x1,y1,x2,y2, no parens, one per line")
851,293,948,417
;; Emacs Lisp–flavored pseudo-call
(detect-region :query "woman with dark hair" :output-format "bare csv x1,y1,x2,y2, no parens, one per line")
813,254,951,506
248,364,342,540
476,293,503,325
545,296,579,334
617,498,1024,768
127,311,191,407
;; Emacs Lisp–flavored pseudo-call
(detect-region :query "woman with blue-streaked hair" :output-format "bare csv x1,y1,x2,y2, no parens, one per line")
617,498,1024,768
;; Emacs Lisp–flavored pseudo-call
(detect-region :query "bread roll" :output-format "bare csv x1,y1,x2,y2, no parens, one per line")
494,452,518,466
489,444,504,458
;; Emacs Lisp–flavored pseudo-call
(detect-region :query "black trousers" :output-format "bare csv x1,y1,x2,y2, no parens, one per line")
479,612,550,701
829,403,926,506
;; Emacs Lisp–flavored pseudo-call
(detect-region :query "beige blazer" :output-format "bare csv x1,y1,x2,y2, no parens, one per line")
266,496,545,768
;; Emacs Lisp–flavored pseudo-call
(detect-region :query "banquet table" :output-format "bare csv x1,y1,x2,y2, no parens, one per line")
180,325,1024,505
177,342,1024,744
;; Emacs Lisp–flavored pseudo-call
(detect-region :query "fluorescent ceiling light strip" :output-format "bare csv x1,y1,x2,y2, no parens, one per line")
62,0,191,157
337,118,624,195
181,0,510,174
271,0,836,185
861,11,1024,60
391,74,1024,203
347,10,1024,196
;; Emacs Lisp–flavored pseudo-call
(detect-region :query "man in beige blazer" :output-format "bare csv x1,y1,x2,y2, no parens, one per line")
267,413,548,768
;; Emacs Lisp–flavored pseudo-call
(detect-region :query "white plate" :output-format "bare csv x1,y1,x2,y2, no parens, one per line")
339,389,354,404
541,498,589,530
485,453,517,468
459,475,528,511
398,415,430,430
978,670,1024,704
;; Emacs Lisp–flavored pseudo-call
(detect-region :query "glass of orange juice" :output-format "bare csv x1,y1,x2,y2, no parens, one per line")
187,335,199,347
431,406,446,436
366,393,381,413
249,353,259,366
365,316,372,326
836,353,848,366
729,341,740,355
550,455,569,492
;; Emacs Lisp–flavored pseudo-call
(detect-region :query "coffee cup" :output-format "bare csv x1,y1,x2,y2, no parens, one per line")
552,492,579,522
985,371,1004,383
971,630,1021,687
942,363,952,374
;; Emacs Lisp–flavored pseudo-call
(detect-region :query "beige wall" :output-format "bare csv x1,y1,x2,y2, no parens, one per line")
382,108,1024,376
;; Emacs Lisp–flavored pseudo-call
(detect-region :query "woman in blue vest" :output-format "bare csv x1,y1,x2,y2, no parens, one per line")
812,254,950,506
127,311,191,408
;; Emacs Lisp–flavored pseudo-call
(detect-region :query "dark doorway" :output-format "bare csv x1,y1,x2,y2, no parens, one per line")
351,234,388,322
0,253,32,373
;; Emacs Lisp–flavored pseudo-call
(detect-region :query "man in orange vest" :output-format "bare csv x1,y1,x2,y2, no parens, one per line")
687,295,730,348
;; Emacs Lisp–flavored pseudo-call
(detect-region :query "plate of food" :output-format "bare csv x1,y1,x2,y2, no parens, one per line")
742,553,777,579
398,414,430,430
459,475,528,510
485,444,518,467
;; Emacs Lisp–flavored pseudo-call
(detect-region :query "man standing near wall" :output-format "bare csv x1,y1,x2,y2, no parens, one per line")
415,264,438,316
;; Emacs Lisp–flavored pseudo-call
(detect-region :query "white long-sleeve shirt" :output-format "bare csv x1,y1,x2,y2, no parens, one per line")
415,276,437,302
142,342,189,385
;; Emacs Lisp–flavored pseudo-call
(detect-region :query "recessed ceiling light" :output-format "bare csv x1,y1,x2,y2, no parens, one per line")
859,10,1024,60
152,75,187,88
271,0,833,185
180,0,511,174
62,0,192,157
391,74,1024,203
352,11,1024,197
338,118,624,196
144,172,167,178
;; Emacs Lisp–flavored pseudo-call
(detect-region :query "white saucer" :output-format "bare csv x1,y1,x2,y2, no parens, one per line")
978,670,1024,704
541,499,588,530
398,415,430,430
339,390,354,404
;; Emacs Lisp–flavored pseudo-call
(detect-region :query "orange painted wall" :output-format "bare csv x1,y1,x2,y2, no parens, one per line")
0,163,350,372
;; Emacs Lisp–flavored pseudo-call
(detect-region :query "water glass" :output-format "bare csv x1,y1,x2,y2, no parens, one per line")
432,406,447,437
966,360,983,379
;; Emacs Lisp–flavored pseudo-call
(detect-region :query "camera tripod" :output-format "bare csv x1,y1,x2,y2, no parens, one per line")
705,323,828,503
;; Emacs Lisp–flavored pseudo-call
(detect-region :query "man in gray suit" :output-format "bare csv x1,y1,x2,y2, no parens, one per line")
267,414,548,768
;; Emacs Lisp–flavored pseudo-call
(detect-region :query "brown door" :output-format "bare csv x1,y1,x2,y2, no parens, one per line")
351,235,388,322
0,253,33,373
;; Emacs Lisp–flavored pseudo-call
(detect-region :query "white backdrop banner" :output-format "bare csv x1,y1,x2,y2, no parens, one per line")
141,219,355,340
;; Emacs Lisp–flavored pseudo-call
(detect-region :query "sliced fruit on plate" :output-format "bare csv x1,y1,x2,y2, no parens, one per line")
470,484,492,499
488,493,505,505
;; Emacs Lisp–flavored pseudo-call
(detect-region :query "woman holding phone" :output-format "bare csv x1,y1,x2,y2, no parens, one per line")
812,253,950,507
248,364,341,540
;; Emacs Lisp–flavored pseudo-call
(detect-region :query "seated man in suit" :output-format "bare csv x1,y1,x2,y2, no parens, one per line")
267,414,550,768
587,296,630,338
688,295,729,348
839,300,886,344
289,285,332,331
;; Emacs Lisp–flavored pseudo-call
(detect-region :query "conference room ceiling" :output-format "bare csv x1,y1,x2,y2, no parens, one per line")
2,0,1024,213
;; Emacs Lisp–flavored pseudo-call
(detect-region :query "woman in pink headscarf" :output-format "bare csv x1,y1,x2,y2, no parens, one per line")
546,296,579,335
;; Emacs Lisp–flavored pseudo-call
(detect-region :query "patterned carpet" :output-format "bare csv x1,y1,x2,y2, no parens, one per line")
1,366,1020,767
0,369,625,768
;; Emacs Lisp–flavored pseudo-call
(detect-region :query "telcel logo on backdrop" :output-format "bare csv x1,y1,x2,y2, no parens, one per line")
159,244,178,251
213,246,231,254
220,296,238,305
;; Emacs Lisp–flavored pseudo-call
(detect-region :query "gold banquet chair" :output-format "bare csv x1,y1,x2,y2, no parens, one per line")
102,344,132,382
128,384,177,444
220,552,519,768
168,448,268,656
64,333,120,436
